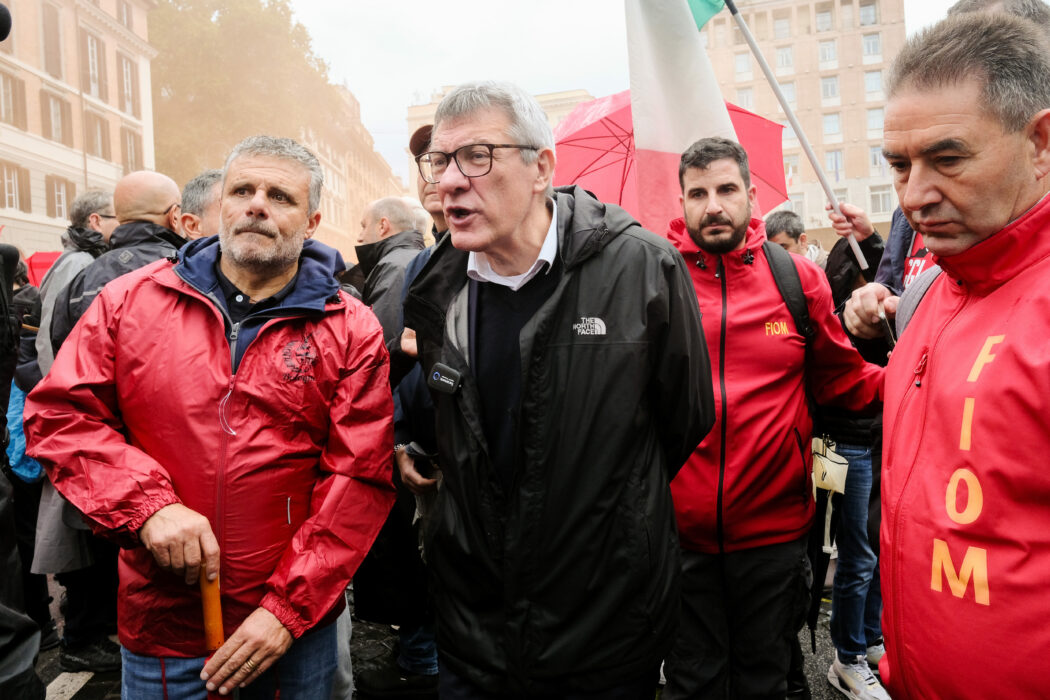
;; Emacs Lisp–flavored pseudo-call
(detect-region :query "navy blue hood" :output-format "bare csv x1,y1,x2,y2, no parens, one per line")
175,235,344,311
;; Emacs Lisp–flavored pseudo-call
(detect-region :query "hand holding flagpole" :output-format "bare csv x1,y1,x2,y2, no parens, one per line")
721,0,868,269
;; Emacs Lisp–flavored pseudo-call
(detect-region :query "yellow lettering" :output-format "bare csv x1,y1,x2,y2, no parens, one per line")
945,468,982,524
765,322,773,336
959,398,975,451
931,539,989,605
967,335,1005,382
765,321,789,336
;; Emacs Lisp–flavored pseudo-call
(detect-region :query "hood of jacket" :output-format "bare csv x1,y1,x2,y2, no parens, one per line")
934,191,1050,296
61,226,108,258
666,215,767,273
109,220,187,252
354,229,425,278
173,235,344,311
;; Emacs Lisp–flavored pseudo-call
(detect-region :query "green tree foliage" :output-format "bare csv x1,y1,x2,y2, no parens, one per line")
149,0,351,186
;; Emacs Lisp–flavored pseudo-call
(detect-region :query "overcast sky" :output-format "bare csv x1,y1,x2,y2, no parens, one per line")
289,1,957,184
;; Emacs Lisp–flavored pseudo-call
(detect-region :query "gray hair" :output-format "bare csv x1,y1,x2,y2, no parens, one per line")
69,189,113,229
403,197,431,233
679,137,751,190
181,169,222,218
765,210,805,241
888,13,1050,132
434,81,555,167
224,135,324,214
369,196,420,235
947,0,1050,28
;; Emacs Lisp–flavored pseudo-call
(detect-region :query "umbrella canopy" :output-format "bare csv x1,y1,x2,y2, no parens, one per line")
25,251,60,287
553,90,788,231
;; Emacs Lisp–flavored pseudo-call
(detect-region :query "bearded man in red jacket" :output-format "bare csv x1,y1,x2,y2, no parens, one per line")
844,13,1050,699
24,135,395,699
662,137,884,700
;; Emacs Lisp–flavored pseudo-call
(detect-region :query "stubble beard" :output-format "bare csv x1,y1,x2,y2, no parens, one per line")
687,214,749,255
219,219,305,275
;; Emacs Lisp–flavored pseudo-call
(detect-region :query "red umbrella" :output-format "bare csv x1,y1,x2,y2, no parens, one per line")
553,90,787,227
25,251,60,286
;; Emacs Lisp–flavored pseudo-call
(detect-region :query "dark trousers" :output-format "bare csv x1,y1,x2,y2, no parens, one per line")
438,661,657,700
55,535,119,646
7,474,52,629
664,536,811,700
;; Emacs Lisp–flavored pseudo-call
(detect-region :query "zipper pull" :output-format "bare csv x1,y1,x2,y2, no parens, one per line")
219,376,237,435
715,257,724,279
229,321,240,342
914,350,929,387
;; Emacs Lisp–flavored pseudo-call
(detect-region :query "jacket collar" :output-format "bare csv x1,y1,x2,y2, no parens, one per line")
354,230,426,278
62,226,108,258
666,216,766,273
108,221,186,252
936,192,1050,296
172,235,344,311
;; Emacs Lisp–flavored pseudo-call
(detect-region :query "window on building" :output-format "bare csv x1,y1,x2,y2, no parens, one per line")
80,29,108,100
870,185,894,214
118,54,140,117
823,113,841,135
0,160,31,212
122,126,142,172
778,81,796,107
774,17,791,39
0,72,27,129
118,1,134,30
46,175,76,219
863,33,882,57
784,153,800,182
821,76,839,100
40,91,73,146
736,87,754,110
43,3,63,79
85,112,111,160
781,120,797,142
870,145,886,174
825,150,844,180
735,53,750,75
868,107,885,131
860,2,878,26
819,40,837,63
816,10,833,32
732,25,745,45
865,70,882,94
788,193,805,216
777,46,794,70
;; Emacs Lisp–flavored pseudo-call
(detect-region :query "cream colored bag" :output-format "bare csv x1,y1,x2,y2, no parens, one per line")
812,437,849,555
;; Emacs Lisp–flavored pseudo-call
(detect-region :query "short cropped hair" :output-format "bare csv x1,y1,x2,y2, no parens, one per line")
224,136,324,214
765,210,805,241
947,0,1050,28
369,197,420,235
888,13,1050,132
434,81,555,167
679,137,751,190
181,169,222,218
69,189,113,229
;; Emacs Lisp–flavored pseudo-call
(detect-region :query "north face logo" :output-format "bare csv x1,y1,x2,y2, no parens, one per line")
573,317,607,336
282,334,318,382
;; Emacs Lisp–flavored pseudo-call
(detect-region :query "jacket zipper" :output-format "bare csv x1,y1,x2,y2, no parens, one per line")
715,256,729,555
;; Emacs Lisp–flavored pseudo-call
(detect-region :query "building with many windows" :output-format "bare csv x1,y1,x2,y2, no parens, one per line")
702,0,906,244
0,0,157,254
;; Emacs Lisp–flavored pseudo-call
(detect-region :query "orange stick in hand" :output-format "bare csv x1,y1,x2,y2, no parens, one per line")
200,569,224,651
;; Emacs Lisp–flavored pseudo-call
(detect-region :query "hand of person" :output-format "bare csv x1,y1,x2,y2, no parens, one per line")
827,201,875,241
843,282,898,338
400,327,418,358
396,446,439,496
139,503,220,585
200,607,292,695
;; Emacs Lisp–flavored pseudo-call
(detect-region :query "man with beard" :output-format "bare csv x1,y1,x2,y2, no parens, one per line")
663,137,884,700
25,135,396,699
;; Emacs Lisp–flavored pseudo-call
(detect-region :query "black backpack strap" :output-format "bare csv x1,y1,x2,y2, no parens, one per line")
763,241,814,344
895,264,942,337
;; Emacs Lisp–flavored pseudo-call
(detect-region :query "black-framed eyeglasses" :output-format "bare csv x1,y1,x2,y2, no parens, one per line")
415,143,537,184
161,202,181,216
97,214,117,219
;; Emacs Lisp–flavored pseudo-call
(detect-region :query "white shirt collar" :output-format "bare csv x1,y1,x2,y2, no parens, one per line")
466,200,558,291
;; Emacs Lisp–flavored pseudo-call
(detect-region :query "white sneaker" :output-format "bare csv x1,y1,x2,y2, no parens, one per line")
828,655,891,700
866,642,885,669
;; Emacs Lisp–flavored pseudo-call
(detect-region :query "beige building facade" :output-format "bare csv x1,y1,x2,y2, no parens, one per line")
0,0,157,254
703,0,906,246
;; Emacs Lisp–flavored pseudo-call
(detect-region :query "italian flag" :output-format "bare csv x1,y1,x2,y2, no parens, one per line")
626,0,735,232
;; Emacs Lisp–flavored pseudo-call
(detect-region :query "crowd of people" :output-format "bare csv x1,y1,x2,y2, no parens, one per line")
1,1,1049,699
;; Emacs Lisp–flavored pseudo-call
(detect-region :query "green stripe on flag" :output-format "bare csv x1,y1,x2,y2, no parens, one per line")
687,0,725,28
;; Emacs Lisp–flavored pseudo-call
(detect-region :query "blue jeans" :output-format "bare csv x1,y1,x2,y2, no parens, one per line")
121,622,337,700
829,443,882,660
398,620,438,676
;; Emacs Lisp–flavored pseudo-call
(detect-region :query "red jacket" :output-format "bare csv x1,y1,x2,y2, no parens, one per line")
880,193,1050,699
25,239,395,657
667,218,883,553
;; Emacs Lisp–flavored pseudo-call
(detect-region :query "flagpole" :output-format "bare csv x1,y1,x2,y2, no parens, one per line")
722,0,868,269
